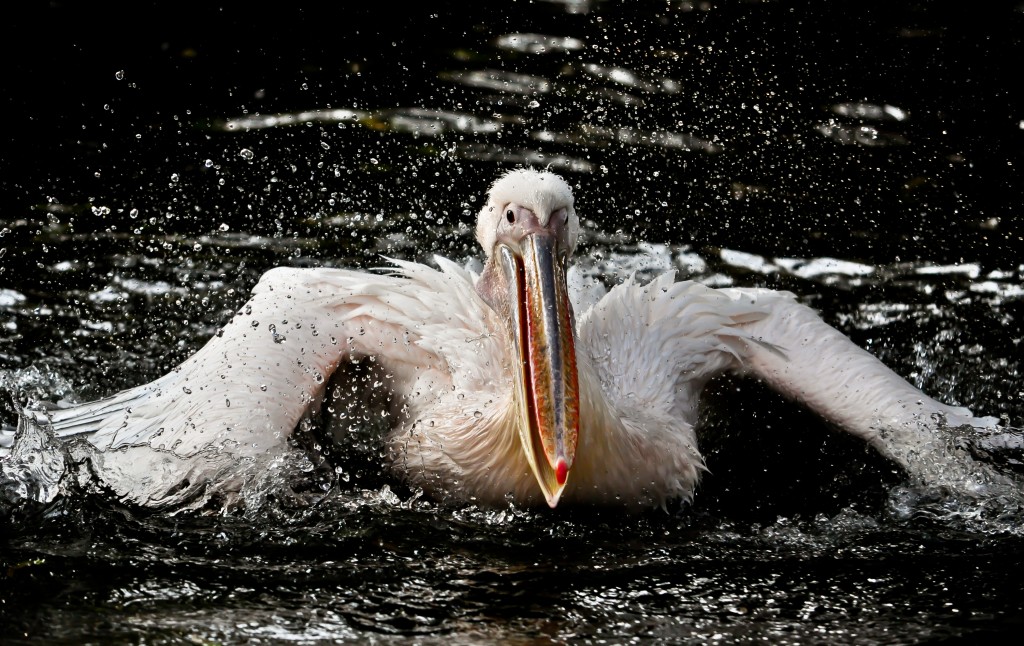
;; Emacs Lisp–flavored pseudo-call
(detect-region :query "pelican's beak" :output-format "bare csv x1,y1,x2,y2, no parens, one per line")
497,233,580,508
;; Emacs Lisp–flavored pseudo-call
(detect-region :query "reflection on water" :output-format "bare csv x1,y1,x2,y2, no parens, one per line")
4,489,1024,642
216,109,365,132
495,33,586,54
2,0,1024,642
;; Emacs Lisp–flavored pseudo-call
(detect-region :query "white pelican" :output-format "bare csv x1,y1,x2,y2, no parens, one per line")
12,168,1003,510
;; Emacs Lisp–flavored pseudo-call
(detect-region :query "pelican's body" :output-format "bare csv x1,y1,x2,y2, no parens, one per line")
7,169,1005,510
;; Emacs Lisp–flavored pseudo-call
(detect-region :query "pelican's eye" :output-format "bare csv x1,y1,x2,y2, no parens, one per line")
506,209,515,223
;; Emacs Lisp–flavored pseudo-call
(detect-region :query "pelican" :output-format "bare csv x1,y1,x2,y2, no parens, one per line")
8,168,1005,511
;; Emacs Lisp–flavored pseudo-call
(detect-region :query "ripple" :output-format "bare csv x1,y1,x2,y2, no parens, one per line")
539,0,597,14
453,143,595,172
495,32,585,54
720,248,778,274
775,256,875,278
534,124,721,153
970,280,1024,299
0,288,26,307
916,263,981,278
580,62,682,94
815,119,909,147
831,102,909,122
213,108,365,132
88,277,187,302
372,108,502,136
441,69,551,94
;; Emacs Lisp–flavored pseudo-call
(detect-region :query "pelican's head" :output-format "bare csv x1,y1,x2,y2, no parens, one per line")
475,169,581,508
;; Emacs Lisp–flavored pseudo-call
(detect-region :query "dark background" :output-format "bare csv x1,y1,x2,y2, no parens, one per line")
4,1,1023,265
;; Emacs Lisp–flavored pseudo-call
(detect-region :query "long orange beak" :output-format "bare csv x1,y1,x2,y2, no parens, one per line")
497,233,580,507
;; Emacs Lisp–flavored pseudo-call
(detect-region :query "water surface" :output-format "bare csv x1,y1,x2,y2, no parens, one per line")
2,1,1023,642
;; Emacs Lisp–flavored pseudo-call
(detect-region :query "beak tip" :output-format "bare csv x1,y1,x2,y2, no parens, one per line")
555,457,569,486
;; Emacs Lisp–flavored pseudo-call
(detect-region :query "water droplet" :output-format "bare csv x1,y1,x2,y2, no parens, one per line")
115,70,124,80
260,384,268,392
183,386,192,394
225,399,231,407
473,410,483,418
239,148,255,161
268,323,286,344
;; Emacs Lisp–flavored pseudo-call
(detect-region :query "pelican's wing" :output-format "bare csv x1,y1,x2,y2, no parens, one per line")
24,259,492,460
574,272,782,506
719,286,1006,484
577,272,1005,487
576,272,761,431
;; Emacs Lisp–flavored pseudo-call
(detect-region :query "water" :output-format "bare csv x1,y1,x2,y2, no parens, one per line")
2,0,1024,642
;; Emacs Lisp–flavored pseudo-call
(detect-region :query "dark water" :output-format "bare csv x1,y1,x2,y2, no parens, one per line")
2,0,1024,642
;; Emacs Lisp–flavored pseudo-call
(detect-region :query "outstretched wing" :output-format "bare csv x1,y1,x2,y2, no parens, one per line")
723,286,1000,471
577,271,1004,489
25,258,493,461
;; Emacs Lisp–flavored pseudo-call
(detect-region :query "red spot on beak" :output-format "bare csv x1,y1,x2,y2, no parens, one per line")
555,458,568,486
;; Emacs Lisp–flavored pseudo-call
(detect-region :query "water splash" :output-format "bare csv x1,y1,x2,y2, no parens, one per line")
0,417,68,522
884,423,1024,535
